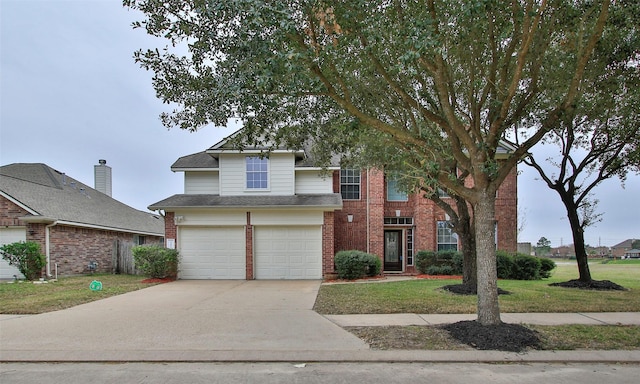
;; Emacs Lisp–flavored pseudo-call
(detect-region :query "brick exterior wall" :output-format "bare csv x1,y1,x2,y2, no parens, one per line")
322,211,336,277
246,212,254,280
333,166,518,274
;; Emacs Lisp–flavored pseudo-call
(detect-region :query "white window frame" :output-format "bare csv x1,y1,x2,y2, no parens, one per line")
246,156,269,190
437,220,458,251
340,169,361,200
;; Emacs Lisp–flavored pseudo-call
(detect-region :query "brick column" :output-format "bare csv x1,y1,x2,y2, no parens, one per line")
164,212,176,249
367,168,385,260
322,211,336,278
246,212,254,280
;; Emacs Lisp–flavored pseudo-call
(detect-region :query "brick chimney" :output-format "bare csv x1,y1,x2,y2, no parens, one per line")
94,159,112,197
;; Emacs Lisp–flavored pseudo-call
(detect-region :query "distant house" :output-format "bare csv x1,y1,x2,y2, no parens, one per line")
611,239,639,258
0,162,164,279
623,249,640,259
149,130,517,280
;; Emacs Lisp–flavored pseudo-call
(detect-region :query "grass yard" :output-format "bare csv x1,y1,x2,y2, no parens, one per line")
314,260,640,314
0,274,161,314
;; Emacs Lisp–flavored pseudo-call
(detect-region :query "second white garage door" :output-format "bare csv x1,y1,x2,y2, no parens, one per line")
254,226,322,279
179,227,246,279
0,227,26,279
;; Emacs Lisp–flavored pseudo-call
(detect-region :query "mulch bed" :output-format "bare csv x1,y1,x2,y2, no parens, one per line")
442,320,542,352
416,274,463,280
549,279,627,291
441,283,511,295
141,277,175,284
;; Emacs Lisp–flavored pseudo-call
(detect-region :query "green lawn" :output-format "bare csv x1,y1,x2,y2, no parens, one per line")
314,260,640,314
0,274,160,314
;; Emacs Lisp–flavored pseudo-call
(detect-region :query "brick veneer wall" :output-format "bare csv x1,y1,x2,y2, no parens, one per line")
322,211,335,276
246,212,254,279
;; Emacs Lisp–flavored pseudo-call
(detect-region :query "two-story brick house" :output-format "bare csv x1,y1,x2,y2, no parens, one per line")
150,132,517,280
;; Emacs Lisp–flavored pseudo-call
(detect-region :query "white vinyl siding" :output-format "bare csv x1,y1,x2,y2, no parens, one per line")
174,211,246,226
295,170,333,194
184,171,219,194
178,226,246,279
219,153,294,196
254,226,322,279
0,227,26,279
251,210,324,225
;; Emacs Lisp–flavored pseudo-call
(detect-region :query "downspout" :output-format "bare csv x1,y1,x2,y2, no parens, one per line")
366,168,370,254
45,221,58,278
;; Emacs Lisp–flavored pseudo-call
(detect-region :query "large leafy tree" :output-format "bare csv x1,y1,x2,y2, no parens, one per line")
126,0,621,325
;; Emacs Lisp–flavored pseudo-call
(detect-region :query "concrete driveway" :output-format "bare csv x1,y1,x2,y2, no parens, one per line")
0,280,367,362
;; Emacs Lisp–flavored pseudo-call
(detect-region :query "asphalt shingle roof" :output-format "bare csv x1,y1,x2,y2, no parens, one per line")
0,163,164,235
148,194,342,210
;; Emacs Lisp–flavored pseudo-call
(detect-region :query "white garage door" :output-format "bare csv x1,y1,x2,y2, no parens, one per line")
254,226,322,279
0,228,26,279
179,227,246,279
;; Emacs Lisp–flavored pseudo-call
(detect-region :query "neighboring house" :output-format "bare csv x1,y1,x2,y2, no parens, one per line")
623,249,640,259
0,162,164,279
149,131,517,280
611,239,639,258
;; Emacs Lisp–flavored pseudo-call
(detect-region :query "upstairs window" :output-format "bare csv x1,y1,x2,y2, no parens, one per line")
340,169,361,200
437,221,458,251
386,176,408,201
246,156,268,189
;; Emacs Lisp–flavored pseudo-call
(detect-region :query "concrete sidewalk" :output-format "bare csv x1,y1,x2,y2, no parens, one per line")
325,312,640,327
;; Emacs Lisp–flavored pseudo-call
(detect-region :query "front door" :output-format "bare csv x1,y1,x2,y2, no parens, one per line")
384,230,403,272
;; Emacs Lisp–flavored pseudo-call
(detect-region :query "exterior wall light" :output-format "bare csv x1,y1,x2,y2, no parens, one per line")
347,214,354,223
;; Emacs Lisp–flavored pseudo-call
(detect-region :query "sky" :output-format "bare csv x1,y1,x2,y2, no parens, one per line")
1,0,638,249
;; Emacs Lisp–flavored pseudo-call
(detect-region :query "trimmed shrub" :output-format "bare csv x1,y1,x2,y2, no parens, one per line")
132,245,179,278
539,258,557,278
496,250,516,279
334,250,381,280
415,250,437,274
0,241,45,281
426,264,454,275
512,254,542,280
416,250,463,275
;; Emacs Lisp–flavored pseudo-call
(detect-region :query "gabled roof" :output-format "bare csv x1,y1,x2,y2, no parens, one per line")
148,194,342,211
171,151,219,171
612,239,639,249
0,163,164,236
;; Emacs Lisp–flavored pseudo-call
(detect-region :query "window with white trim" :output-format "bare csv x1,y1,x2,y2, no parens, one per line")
246,156,268,189
437,221,458,251
386,176,408,201
340,169,360,200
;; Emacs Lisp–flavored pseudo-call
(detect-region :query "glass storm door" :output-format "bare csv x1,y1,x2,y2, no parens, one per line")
384,230,403,272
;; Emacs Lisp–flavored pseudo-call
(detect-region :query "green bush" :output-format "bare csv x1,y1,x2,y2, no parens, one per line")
539,257,557,278
512,254,542,280
132,245,179,278
0,241,45,281
496,250,516,279
416,250,463,275
426,264,454,275
334,250,381,280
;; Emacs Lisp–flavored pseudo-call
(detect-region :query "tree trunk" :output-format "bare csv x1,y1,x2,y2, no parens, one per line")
475,191,501,326
455,199,477,288
563,195,593,282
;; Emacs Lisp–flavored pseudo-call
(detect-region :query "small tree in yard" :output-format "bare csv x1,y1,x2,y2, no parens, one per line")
132,245,179,279
0,241,45,281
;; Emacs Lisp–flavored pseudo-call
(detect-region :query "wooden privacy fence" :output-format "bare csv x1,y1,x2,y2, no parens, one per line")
113,240,138,275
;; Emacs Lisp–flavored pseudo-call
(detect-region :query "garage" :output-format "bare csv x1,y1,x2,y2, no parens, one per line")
254,226,322,279
179,226,246,279
0,227,26,279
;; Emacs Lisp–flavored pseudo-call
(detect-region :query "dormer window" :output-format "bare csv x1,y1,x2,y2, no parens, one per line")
246,156,268,189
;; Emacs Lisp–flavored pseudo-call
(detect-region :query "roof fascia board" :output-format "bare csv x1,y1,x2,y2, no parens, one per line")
0,191,39,215
171,168,220,172
18,217,163,237
295,166,340,171
206,149,304,155
150,204,342,211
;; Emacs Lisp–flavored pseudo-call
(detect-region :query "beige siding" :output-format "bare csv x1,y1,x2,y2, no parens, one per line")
184,171,219,194
175,210,247,226
295,170,333,194
219,153,294,196
251,210,324,225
